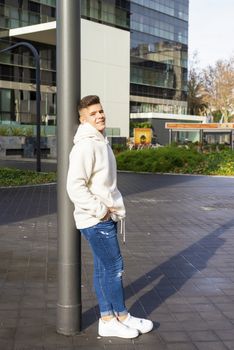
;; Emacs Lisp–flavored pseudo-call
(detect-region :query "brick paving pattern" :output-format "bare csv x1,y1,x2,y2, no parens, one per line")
0,171,234,349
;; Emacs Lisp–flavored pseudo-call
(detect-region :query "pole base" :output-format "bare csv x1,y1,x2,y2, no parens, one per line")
56,304,82,336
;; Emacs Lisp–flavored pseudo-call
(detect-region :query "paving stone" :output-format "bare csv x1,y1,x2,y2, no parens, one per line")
194,341,228,350
134,344,166,350
172,312,203,322
224,341,234,350
199,310,228,321
223,311,234,320
0,338,14,350
177,320,210,332
0,327,16,339
14,346,44,350
166,343,197,350
44,325,74,346
187,330,219,342
215,330,234,341
103,344,136,350
1,170,234,350
159,331,190,343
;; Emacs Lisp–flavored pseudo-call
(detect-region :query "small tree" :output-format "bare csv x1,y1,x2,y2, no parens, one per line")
202,57,234,122
187,52,208,115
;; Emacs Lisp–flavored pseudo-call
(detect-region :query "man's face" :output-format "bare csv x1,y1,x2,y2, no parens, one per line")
79,103,106,133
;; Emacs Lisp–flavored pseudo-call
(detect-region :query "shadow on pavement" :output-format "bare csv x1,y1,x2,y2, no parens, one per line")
118,172,199,197
82,217,232,330
0,184,57,225
0,173,200,225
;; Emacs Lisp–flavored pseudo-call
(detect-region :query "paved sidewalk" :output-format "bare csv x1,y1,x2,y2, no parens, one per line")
1,172,234,350
0,158,56,172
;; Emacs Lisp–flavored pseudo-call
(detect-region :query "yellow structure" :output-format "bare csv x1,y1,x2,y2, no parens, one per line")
134,128,152,145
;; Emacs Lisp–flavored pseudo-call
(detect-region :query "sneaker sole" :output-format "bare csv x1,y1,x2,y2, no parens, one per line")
98,330,139,339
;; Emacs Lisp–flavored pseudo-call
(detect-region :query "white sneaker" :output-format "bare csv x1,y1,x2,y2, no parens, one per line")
98,317,139,338
120,314,153,334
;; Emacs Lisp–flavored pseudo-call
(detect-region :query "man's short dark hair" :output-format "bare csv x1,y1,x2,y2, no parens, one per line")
78,95,100,111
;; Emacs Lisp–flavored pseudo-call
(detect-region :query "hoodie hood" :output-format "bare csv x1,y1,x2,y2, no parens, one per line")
73,122,106,144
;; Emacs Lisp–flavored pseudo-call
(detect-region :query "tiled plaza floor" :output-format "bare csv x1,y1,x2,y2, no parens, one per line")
1,168,234,349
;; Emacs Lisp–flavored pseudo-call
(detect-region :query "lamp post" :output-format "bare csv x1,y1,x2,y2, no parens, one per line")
56,0,81,335
0,42,41,172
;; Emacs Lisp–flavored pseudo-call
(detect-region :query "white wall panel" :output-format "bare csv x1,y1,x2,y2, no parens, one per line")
81,20,130,137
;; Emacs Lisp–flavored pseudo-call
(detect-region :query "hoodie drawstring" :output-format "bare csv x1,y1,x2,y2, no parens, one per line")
120,218,126,244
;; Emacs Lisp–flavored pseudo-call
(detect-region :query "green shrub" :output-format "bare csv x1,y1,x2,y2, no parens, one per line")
24,127,34,137
10,127,23,136
0,168,56,186
0,126,9,136
10,126,34,136
116,146,234,176
112,144,127,154
204,150,234,175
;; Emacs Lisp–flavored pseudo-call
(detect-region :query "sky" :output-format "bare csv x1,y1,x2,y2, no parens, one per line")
189,0,234,69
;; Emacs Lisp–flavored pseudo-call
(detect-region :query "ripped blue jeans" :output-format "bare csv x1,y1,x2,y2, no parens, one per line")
80,219,128,317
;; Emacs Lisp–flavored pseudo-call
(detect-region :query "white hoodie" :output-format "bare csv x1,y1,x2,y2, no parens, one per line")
66,122,126,229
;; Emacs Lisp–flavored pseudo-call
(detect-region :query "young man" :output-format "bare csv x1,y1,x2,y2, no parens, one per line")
66,95,153,338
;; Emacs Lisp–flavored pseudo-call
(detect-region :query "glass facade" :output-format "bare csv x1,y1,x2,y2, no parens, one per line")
0,88,56,124
0,0,131,124
0,0,55,30
0,34,56,124
0,0,56,124
0,0,189,126
79,0,189,114
130,0,188,114
130,100,187,115
81,0,130,30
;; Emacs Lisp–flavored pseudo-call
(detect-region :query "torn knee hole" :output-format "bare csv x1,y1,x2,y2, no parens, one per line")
116,270,123,278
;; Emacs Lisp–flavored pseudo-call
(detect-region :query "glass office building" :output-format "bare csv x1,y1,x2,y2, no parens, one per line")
130,0,188,114
0,0,56,124
0,0,189,126
80,0,189,115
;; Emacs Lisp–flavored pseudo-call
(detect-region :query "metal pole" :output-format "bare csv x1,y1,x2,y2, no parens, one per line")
0,42,41,172
169,129,172,145
56,0,81,335
35,53,41,172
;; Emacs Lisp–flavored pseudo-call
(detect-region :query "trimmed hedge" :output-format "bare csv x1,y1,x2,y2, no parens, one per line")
1,147,233,187
116,147,234,176
0,168,56,186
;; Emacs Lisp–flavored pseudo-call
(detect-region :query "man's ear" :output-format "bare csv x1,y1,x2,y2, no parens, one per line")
79,108,87,124
79,115,86,124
